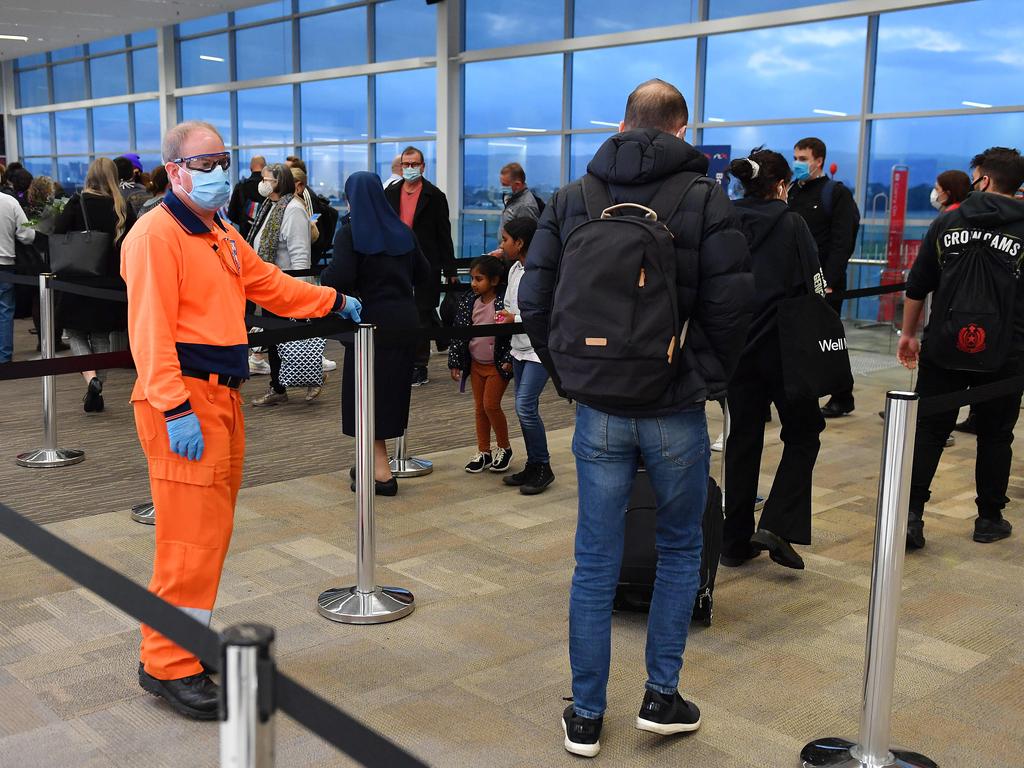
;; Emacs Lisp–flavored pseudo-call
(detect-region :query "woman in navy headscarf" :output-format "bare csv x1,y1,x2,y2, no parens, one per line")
321,171,430,496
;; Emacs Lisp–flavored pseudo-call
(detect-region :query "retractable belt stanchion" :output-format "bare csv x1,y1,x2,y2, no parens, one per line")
389,429,433,478
801,391,937,768
16,273,85,469
318,324,415,624
220,624,275,768
131,501,155,525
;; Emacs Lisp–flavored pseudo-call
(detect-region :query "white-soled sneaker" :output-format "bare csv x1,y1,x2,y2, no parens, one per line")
490,447,513,473
248,355,271,375
562,704,602,758
711,432,724,452
465,452,492,473
636,689,701,736
322,357,337,372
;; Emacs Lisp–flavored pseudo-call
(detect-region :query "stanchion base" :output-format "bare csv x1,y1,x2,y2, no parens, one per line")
801,737,938,768
389,456,433,478
317,586,415,625
15,448,84,468
131,503,156,525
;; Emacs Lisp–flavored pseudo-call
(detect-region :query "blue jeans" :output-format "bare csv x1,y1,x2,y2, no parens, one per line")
512,358,550,464
570,403,709,719
0,268,15,363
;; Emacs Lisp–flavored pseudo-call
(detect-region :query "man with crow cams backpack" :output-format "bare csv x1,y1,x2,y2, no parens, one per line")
898,146,1024,551
519,78,753,758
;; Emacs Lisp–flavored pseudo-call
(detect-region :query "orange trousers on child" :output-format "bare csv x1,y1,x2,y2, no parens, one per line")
132,375,245,681
471,360,510,453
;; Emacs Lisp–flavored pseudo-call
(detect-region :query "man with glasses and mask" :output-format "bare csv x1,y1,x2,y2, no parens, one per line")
121,120,362,720
898,146,1024,551
385,145,458,386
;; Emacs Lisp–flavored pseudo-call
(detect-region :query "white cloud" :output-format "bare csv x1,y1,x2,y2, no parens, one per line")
986,50,1024,69
878,26,964,53
777,25,865,49
747,48,814,78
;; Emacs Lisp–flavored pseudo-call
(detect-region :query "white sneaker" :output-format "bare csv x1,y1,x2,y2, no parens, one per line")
711,433,724,452
249,355,271,375
322,357,337,372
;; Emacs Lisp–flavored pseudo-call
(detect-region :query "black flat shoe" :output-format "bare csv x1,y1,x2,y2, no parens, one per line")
750,529,804,570
138,663,219,720
821,400,854,418
720,543,764,568
83,377,103,413
350,477,398,496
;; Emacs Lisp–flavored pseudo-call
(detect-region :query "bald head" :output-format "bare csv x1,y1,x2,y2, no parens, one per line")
162,120,224,163
391,155,403,176
250,155,266,172
622,79,689,135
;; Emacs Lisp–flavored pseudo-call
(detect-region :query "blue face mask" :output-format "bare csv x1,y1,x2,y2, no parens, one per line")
184,166,231,211
792,161,811,182
402,166,422,183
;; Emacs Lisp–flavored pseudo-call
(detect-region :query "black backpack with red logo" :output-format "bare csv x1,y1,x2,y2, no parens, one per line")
923,233,1019,372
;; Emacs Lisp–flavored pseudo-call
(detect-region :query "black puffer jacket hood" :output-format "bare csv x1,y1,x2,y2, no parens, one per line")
734,197,791,252
958,191,1024,228
519,130,754,414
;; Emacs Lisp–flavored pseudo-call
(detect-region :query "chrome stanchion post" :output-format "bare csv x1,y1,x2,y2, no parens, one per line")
800,391,937,768
220,624,275,768
720,400,730,511
389,429,433,478
318,324,415,624
131,501,156,525
16,273,84,468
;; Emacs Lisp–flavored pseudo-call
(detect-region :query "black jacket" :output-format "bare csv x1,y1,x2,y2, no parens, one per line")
227,172,263,240
788,176,859,293
447,289,513,381
385,178,456,310
907,192,1024,353
519,129,754,413
733,197,822,353
53,192,136,332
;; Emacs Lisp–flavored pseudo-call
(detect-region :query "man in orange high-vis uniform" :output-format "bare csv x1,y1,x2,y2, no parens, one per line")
122,120,361,720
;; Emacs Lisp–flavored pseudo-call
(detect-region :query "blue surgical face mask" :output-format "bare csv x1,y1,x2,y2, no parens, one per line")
183,166,231,211
792,161,811,182
402,166,422,183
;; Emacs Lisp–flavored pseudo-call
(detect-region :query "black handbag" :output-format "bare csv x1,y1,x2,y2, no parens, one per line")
48,195,112,278
776,229,854,401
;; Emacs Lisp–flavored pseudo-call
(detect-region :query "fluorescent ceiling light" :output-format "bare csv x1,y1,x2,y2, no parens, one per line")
424,130,437,134
707,117,726,123
490,142,528,149
199,55,225,62
962,100,992,109
590,120,619,128
0,34,29,41
506,126,545,133
812,109,847,117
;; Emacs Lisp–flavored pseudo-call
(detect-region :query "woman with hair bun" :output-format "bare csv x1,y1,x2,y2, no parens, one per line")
720,147,826,573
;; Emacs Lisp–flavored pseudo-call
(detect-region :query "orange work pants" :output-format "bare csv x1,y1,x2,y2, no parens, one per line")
132,376,245,680
470,361,510,453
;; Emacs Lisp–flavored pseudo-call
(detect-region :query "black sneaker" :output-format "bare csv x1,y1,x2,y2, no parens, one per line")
465,452,492,473
521,463,555,495
562,704,602,758
83,376,104,413
411,366,429,387
636,689,701,736
490,447,513,473
974,516,1012,543
503,462,537,486
907,512,925,550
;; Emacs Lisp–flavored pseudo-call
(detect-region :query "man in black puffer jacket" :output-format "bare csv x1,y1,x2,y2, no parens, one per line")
519,79,752,759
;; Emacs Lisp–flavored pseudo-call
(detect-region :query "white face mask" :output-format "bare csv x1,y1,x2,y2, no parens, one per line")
258,179,275,198
930,188,944,211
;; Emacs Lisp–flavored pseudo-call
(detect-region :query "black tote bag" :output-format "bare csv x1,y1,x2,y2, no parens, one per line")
776,231,854,401
48,195,112,278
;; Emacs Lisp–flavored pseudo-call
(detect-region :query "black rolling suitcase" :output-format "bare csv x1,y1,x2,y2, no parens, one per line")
613,471,723,626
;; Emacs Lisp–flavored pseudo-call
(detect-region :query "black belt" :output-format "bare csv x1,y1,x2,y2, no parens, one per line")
181,368,245,389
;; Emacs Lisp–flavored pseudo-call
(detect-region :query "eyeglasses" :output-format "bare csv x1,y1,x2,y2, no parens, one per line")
173,152,231,172
401,161,423,169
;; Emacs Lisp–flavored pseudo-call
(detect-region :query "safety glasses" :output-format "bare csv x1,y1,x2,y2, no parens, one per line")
173,152,231,172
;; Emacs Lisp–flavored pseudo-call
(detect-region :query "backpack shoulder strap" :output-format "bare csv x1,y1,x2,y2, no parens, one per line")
581,174,615,221
647,171,706,233
820,178,837,218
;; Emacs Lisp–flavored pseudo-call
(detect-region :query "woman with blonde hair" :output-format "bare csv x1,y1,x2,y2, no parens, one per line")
54,157,137,412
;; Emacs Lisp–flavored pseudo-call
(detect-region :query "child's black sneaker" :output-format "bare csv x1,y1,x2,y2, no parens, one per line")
503,462,537,486
635,689,701,736
465,452,492,473
521,463,554,495
562,704,602,758
490,447,513,473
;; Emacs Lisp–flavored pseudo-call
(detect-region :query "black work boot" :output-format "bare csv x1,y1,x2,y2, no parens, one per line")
521,463,555,495
139,663,219,720
906,509,926,550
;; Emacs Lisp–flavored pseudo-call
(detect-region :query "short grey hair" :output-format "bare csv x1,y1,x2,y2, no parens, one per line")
162,120,224,163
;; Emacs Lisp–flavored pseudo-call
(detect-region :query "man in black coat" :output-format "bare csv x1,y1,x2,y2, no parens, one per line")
227,155,266,240
385,146,457,386
518,78,753,759
788,137,861,417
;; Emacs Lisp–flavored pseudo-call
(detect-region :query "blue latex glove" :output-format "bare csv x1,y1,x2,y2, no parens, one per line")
337,295,362,323
166,412,205,461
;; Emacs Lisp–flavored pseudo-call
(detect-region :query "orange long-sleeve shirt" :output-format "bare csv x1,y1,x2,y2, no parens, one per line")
121,191,341,418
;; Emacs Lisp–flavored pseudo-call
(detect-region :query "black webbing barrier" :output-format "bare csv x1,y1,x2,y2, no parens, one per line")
834,282,906,300
0,271,41,287
918,373,1024,417
0,350,134,381
0,500,429,767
